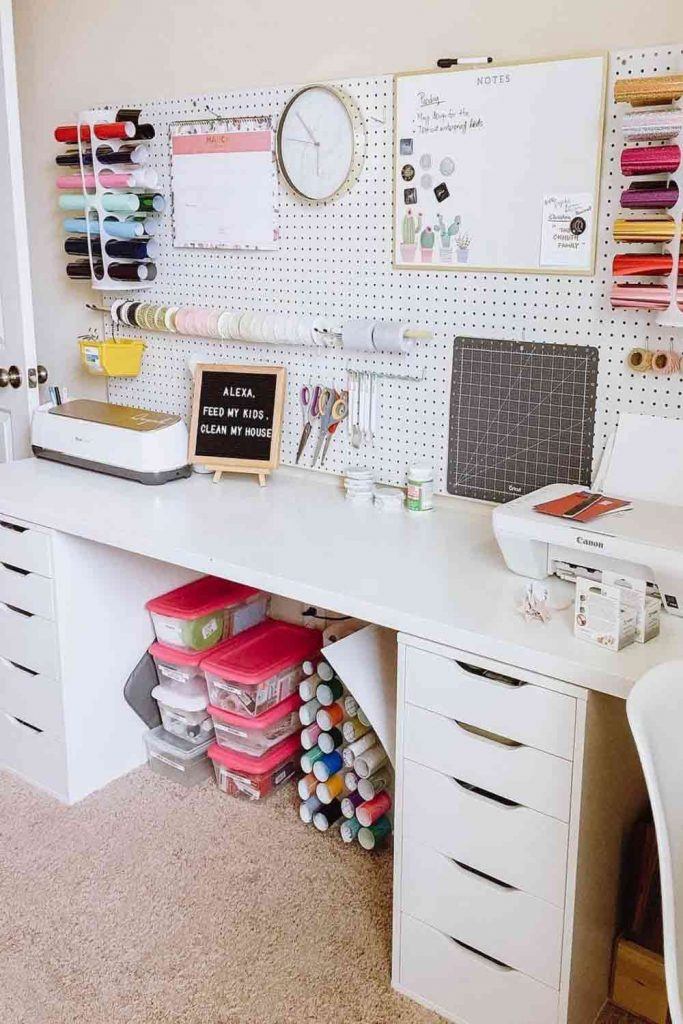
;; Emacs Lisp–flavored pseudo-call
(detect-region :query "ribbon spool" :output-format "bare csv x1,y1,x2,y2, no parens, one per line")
651,349,681,375
626,347,653,372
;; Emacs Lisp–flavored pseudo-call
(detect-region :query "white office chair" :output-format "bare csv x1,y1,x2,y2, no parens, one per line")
627,662,683,1024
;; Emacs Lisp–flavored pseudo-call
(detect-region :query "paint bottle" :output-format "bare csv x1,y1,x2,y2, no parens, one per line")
313,800,342,832
354,744,388,779
357,790,392,827
406,464,434,512
340,817,363,844
316,677,344,706
318,727,343,755
312,750,343,782
358,816,392,850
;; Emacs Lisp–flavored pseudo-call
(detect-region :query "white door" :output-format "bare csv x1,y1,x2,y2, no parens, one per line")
0,0,43,461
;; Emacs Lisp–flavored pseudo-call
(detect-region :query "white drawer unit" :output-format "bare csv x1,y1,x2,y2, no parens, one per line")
399,914,559,1024
0,516,53,577
0,602,59,678
394,634,647,1024
0,658,63,734
404,702,572,821
401,840,564,988
403,758,568,906
0,561,55,620
405,645,576,760
0,708,67,800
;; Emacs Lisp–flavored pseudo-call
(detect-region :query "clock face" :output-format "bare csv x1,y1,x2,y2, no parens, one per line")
277,86,363,202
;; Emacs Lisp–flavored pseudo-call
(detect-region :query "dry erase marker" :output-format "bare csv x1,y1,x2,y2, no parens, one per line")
358,816,392,850
357,767,392,802
318,727,343,755
300,722,322,750
299,697,321,726
299,795,322,824
297,773,318,800
316,677,344,706
312,750,343,782
299,674,320,702
354,744,388,779
300,745,325,775
356,790,392,827
341,791,363,819
340,817,363,843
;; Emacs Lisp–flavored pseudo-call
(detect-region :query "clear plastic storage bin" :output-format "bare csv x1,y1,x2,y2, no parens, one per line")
146,575,268,652
149,642,210,697
144,726,214,787
152,683,214,745
209,692,301,756
208,733,301,800
201,620,322,717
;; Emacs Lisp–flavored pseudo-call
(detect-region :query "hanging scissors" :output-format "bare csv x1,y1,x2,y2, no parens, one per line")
320,393,348,465
311,388,335,465
295,384,320,464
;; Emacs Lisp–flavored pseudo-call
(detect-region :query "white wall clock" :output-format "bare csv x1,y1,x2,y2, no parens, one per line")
276,84,365,202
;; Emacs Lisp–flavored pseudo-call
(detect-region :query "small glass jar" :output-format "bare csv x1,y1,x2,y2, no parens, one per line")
406,464,434,512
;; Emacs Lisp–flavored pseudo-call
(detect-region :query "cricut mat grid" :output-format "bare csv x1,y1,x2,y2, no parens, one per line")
448,338,598,502
104,44,683,497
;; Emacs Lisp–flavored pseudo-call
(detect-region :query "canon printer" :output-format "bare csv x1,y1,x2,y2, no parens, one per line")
493,482,683,617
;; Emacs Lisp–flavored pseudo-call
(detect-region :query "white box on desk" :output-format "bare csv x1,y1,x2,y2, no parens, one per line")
574,578,637,651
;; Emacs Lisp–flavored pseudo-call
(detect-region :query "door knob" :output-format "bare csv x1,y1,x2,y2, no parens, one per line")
27,365,48,389
0,367,21,389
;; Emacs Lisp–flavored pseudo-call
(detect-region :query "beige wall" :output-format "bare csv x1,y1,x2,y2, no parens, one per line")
12,0,683,398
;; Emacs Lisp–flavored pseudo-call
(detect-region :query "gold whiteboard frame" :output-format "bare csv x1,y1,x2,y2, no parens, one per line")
392,53,608,276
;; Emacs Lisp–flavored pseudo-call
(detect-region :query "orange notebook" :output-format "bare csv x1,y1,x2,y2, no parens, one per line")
534,491,632,522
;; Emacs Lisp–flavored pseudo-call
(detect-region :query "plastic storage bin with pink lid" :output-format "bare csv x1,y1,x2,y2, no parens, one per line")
152,683,214,745
208,733,301,800
146,575,268,652
201,619,322,717
209,692,301,756
149,642,210,696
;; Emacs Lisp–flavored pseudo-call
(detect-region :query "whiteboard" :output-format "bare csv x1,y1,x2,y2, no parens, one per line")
393,56,606,274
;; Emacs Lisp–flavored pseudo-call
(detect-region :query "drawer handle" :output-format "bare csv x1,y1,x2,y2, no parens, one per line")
3,711,43,734
1,562,30,577
451,858,517,892
452,777,520,809
452,719,521,749
450,937,513,973
0,520,27,533
455,660,525,688
0,602,34,619
0,656,38,677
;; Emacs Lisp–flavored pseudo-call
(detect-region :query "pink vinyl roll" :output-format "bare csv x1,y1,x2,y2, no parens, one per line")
610,283,672,311
56,174,97,190
99,171,135,189
620,144,680,176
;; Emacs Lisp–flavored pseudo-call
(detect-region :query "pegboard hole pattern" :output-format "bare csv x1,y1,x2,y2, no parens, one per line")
103,49,683,496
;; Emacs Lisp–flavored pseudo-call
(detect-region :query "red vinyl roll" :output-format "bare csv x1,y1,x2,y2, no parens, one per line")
54,121,135,144
621,144,681,176
613,254,676,277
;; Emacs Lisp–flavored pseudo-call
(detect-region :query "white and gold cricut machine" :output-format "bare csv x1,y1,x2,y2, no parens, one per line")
493,482,683,617
31,400,191,484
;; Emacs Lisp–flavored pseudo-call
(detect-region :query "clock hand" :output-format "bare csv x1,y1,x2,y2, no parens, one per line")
296,111,319,146
284,136,316,146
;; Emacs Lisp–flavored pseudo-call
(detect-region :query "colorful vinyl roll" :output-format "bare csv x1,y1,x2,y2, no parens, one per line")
313,800,342,832
104,239,159,261
137,193,165,212
357,768,392,803
342,717,368,744
99,171,136,189
358,816,392,850
620,145,680,177
132,124,155,141
341,791,363,819
357,708,371,728
371,321,413,354
613,254,675,277
302,660,316,676
108,261,155,282
300,721,322,750
611,284,671,311
317,661,334,682
55,150,92,168
316,700,344,732
626,348,653,372
343,731,377,768
102,193,140,214
354,744,388,779
343,694,359,718
313,750,344,782
297,773,318,800
57,173,95,190
340,817,363,844
316,677,344,707
651,350,680,375
614,74,683,107
63,216,99,235
620,182,679,210
95,120,136,140
621,108,683,143
116,108,141,124
299,674,320,702
613,218,676,243
316,772,346,804
356,790,392,827
96,144,149,165
102,219,144,240
59,194,87,212
344,770,358,792
66,259,103,280
300,744,325,775
299,697,321,726
64,236,101,257
299,795,323,824
318,727,343,755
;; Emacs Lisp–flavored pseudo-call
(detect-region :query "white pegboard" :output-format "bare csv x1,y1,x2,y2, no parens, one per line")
104,45,683,496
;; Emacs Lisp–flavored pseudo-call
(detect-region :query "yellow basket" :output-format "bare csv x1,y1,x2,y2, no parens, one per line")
79,339,146,377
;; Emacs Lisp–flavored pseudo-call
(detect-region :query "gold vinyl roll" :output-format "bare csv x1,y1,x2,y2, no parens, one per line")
615,74,683,106
613,218,676,243
626,348,653,372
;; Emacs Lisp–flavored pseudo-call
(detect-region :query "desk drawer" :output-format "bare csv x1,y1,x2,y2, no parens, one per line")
0,709,67,799
0,517,52,577
0,604,59,678
399,914,558,1024
403,760,568,906
401,840,563,988
405,703,572,821
0,562,54,620
0,658,62,734
405,646,576,760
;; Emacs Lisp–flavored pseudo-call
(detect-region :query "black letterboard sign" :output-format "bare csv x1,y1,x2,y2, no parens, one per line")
189,363,286,480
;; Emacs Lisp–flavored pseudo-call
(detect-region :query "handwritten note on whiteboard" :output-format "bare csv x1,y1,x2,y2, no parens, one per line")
393,56,605,273
540,193,594,269
172,117,279,250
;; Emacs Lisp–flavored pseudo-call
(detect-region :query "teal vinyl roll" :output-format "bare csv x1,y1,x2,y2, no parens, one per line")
58,194,86,212
102,193,140,214
102,219,144,240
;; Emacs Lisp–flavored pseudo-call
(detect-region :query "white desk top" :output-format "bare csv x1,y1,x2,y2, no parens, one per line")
1,458,681,700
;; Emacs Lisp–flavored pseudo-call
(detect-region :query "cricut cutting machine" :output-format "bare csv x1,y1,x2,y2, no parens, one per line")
493,483,683,617
31,400,191,484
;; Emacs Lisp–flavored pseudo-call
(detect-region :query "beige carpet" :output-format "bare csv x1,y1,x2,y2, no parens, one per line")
0,766,652,1024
